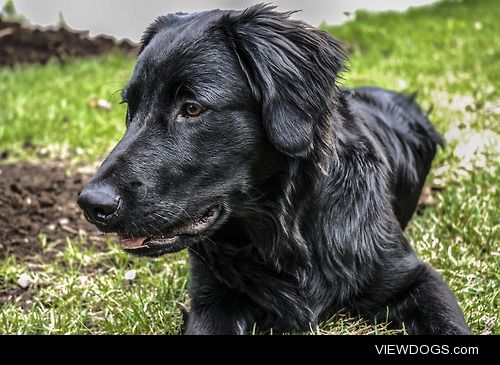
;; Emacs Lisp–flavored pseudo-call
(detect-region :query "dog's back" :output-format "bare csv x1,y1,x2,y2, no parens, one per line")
346,87,444,228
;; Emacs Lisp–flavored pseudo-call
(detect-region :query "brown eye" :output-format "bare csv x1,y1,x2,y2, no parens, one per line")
181,103,205,118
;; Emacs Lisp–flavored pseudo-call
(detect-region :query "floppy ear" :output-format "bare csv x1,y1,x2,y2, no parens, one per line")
223,4,346,158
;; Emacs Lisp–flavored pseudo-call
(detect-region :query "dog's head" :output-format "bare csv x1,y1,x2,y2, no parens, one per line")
78,5,345,256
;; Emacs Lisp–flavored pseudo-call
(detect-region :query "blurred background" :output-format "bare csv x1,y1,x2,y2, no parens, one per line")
11,0,437,41
0,0,498,335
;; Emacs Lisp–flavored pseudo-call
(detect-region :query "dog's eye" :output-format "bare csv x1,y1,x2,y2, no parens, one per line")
180,103,205,118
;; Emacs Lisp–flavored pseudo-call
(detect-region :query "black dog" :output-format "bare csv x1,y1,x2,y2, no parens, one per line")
78,5,470,335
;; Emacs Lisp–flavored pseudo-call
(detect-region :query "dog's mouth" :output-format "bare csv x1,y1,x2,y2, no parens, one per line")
119,205,222,255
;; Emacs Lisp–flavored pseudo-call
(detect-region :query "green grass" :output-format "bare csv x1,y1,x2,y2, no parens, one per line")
0,0,498,334
0,52,132,162
0,245,189,334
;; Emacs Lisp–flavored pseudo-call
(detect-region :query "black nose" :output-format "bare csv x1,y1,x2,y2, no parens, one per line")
77,184,120,224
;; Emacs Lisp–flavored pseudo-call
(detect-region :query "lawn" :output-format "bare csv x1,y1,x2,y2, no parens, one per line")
0,0,498,334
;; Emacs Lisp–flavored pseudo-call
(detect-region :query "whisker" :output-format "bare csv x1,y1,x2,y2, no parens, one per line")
186,244,207,263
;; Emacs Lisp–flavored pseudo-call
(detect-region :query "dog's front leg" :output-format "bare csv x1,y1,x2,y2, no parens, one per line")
184,256,250,335
368,262,471,335
184,303,248,335
404,265,471,335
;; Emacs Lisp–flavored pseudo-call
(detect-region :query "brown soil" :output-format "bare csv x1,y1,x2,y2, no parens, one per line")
0,161,106,260
0,20,138,67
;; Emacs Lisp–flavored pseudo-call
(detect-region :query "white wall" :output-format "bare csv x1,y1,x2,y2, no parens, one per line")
5,0,437,41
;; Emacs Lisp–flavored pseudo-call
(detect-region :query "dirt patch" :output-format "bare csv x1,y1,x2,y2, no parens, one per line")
0,161,106,260
0,20,138,67
0,285,33,308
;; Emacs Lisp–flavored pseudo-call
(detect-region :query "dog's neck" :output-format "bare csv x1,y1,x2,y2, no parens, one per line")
201,92,355,273
200,158,317,280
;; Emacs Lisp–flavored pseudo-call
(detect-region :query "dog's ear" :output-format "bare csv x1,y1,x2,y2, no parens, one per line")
222,4,346,158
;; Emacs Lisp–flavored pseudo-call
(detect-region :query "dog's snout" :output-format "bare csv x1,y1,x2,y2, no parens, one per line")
78,184,120,224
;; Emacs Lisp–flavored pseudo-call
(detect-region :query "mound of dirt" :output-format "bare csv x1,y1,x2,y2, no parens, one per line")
0,162,106,260
0,20,138,67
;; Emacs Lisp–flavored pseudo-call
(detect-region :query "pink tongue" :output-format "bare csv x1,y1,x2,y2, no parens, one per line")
120,237,147,249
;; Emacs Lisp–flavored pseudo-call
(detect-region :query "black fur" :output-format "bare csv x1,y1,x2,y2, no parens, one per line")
78,5,470,335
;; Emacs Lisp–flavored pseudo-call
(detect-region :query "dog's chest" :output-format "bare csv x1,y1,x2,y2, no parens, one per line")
196,245,341,329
